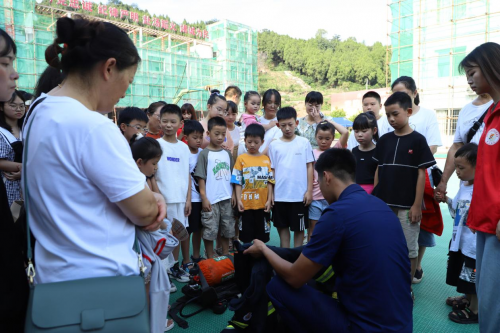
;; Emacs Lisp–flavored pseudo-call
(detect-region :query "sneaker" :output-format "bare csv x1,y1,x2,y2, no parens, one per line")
413,268,424,284
170,281,177,293
190,255,205,263
181,262,194,274
168,263,190,283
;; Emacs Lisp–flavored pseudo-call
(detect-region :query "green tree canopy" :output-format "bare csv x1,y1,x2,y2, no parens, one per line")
258,29,390,90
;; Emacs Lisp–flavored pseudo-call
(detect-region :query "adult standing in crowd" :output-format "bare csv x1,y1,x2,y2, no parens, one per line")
145,101,166,139
24,17,166,286
0,90,27,206
296,91,348,149
391,76,443,284
0,28,25,333
459,42,500,333
435,93,492,200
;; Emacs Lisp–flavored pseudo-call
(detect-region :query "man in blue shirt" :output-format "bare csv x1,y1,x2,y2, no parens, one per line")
244,148,413,332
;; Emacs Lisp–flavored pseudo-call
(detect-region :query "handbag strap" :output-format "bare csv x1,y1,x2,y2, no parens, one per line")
23,97,144,284
466,102,497,143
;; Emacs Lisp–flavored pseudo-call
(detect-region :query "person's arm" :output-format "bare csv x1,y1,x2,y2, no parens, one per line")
435,142,463,201
265,183,273,212
409,168,425,223
326,120,349,147
116,187,166,230
0,160,21,173
374,166,379,187
149,175,160,194
261,121,277,131
198,178,211,212
235,184,244,212
244,240,323,289
185,171,192,217
429,145,438,155
304,162,313,206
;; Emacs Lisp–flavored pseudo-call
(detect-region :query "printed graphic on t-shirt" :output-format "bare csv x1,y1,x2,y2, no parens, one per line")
213,159,231,181
452,199,470,243
485,128,500,145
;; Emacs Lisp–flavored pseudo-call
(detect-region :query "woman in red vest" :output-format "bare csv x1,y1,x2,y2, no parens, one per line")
459,42,500,333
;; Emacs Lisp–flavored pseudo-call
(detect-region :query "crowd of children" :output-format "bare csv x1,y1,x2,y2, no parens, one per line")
114,80,486,330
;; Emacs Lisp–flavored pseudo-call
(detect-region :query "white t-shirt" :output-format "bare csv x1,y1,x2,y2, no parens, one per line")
385,106,442,147
347,116,391,150
156,139,191,203
447,181,476,259
23,95,145,284
190,148,203,203
239,116,282,155
229,127,240,148
454,100,493,145
193,148,233,204
268,136,315,202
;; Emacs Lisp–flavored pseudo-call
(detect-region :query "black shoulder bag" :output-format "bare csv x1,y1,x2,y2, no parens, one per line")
466,109,489,144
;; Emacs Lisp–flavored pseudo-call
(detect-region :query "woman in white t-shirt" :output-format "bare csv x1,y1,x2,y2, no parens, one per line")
23,17,166,285
391,75,443,284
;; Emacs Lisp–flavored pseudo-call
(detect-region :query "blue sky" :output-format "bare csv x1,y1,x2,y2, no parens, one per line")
122,0,388,45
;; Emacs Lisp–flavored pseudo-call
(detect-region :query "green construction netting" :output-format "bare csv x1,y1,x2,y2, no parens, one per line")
0,0,257,110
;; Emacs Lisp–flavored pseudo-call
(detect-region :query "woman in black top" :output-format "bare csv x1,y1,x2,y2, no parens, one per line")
351,112,379,194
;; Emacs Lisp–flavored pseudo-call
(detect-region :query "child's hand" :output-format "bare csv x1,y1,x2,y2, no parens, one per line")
231,193,237,208
238,200,245,213
409,205,422,224
269,120,277,128
303,191,312,206
264,199,272,213
184,202,191,217
496,220,500,241
202,197,212,212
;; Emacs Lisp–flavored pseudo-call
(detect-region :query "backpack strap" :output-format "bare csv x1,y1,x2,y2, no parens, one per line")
466,102,497,143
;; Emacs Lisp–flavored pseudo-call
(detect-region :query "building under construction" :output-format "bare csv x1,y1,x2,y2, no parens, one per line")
0,0,258,111
388,0,500,144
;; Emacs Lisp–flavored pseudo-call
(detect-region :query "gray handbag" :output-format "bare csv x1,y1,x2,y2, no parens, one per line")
23,98,150,332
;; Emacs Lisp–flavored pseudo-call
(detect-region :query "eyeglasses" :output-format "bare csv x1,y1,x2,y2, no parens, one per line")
8,103,26,111
216,106,228,116
126,124,147,132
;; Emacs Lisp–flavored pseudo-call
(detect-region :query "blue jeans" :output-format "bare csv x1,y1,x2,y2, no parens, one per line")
476,231,500,333
267,276,350,333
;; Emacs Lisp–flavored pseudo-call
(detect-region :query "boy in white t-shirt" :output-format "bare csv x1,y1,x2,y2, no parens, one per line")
194,116,235,258
268,107,315,248
225,100,240,161
155,104,192,283
435,143,478,323
182,120,205,267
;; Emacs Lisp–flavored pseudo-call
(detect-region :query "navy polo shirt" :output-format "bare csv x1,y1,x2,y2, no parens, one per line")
303,184,413,332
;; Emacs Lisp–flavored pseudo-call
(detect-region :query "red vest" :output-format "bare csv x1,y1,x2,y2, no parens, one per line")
467,102,500,234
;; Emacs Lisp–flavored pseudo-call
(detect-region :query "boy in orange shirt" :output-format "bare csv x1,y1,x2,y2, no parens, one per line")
231,124,274,243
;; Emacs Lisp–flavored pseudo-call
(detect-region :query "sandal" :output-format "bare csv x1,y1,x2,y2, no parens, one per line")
448,307,478,324
165,318,175,331
446,295,469,307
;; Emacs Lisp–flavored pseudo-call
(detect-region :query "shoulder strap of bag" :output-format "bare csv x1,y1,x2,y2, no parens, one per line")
22,97,144,284
466,102,497,143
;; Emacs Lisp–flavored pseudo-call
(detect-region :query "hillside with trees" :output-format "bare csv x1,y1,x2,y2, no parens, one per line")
258,29,389,91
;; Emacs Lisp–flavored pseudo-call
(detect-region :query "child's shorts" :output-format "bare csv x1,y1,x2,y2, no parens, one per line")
187,202,202,234
167,202,188,228
418,229,436,247
201,199,235,240
240,209,271,243
308,199,329,221
391,207,420,259
446,249,476,295
273,202,308,232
